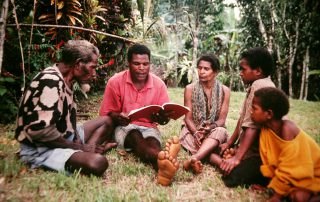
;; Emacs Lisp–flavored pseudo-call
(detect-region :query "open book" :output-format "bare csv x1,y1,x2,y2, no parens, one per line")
128,102,190,121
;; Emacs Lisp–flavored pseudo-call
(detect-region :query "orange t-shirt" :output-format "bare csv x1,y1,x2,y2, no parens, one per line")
260,127,320,195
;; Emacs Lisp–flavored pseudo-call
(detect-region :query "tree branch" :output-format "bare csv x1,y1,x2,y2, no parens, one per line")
6,23,137,43
255,5,268,45
283,3,290,40
10,0,26,92
292,19,299,60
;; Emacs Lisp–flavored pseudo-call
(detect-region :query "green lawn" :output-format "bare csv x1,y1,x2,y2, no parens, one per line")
0,88,319,201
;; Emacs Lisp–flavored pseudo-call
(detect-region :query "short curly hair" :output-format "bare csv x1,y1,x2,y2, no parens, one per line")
197,53,220,71
240,47,274,76
127,44,151,62
61,40,99,66
254,87,289,120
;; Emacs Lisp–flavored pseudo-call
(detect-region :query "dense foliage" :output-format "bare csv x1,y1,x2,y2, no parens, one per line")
0,0,319,123
237,0,320,100
0,0,133,123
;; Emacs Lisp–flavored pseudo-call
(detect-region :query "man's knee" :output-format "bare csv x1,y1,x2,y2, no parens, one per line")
86,154,109,176
99,116,114,130
104,116,113,126
128,129,142,137
124,129,143,147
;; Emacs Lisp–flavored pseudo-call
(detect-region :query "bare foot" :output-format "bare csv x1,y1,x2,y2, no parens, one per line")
222,148,235,159
183,158,203,174
157,151,179,186
164,136,181,159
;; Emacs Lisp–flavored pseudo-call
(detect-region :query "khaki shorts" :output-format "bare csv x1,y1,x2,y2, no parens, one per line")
114,124,161,151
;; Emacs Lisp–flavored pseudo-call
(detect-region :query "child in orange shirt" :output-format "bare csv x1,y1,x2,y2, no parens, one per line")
251,87,320,202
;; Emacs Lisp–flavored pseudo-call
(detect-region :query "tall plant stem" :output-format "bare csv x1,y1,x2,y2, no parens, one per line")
0,0,9,74
10,0,26,92
27,0,37,73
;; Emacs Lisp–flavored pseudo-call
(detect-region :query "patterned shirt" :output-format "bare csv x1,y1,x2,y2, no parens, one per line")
15,65,78,144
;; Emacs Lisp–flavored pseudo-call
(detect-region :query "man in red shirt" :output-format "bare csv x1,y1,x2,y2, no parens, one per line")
100,44,180,186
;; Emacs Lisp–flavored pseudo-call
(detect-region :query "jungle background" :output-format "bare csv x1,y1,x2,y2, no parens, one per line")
0,0,320,201
0,0,320,124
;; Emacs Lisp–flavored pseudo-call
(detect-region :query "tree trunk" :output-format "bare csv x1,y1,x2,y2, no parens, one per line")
188,1,200,82
0,0,9,74
255,5,269,50
300,47,310,100
299,54,306,100
191,30,199,80
284,16,299,97
288,43,293,97
269,0,276,51
276,44,282,89
255,2,274,52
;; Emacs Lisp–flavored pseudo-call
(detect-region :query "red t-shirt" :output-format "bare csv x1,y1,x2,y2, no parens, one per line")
99,70,170,128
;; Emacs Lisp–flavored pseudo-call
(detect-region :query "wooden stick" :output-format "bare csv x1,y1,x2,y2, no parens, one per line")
7,23,137,43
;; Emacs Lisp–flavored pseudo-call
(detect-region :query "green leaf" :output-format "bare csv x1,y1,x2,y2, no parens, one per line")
137,0,144,22
0,77,15,82
0,88,7,96
308,70,320,76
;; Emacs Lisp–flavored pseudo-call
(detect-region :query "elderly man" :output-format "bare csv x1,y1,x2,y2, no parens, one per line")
15,40,116,176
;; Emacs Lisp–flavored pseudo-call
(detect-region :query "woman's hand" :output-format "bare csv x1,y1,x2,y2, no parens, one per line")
198,120,218,134
194,131,206,147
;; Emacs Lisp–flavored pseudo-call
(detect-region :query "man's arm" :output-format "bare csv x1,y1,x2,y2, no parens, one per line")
40,135,110,154
43,136,85,150
234,127,259,160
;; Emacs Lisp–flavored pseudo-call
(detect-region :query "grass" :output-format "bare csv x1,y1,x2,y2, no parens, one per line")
0,88,319,201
